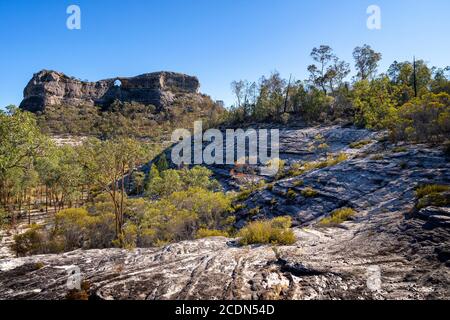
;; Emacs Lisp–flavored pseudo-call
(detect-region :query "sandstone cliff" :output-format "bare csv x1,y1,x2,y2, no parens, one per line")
19,70,201,112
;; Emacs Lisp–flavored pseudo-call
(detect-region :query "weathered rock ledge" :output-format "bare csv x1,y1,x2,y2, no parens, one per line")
20,70,201,112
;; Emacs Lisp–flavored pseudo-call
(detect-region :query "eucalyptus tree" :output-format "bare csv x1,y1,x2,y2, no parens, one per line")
79,137,147,243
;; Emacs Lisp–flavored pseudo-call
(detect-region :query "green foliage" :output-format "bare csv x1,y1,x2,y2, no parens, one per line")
238,216,296,246
416,185,450,199
301,187,318,198
11,224,46,257
0,208,9,229
155,153,169,172
319,208,356,226
352,77,397,129
146,166,220,198
235,189,252,202
353,45,382,81
287,154,348,178
417,193,450,210
37,98,224,140
349,139,372,149
286,189,297,200
293,180,304,187
55,208,116,251
415,184,450,209
389,93,450,142
392,146,408,153
140,187,233,246
248,207,261,217
301,88,334,123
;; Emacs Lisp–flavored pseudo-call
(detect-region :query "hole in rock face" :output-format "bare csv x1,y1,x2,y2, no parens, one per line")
114,79,122,87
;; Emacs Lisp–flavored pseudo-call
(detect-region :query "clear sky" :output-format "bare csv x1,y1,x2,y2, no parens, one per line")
1,0,449,109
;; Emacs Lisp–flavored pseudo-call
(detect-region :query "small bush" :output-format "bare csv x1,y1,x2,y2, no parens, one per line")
371,154,384,161
0,209,9,229
318,143,329,150
349,140,372,149
238,216,296,246
417,193,450,210
303,153,348,172
11,225,46,257
415,184,450,209
248,207,261,217
392,146,408,153
293,180,304,187
319,208,356,226
287,189,297,200
389,92,450,142
196,228,229,239
236,189,252,202
301,187,318,198
416,185,450,199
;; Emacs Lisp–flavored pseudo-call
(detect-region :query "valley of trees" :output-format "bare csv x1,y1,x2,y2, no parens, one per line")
1,44,449,256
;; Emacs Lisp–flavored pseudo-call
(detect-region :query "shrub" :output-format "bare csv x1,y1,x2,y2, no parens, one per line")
248,207,261,217
417,193,450,210
11,225,46,257
352,77,398,129
238,216,296,246
319,208,356,226
301,187,318,198
236,189,252,202
55,208,115,251
415,184,450,209
318,143,329,150
0,208,9,229
287,189,297,200
293,180,304,187
146,166,221,199
389,92,450,142
121,223,138,249
349,140,372,149
392,146,407,153
416,185,450,199
304,153,348,172
140,187,233,246
371,154,384,161
196,228,229,239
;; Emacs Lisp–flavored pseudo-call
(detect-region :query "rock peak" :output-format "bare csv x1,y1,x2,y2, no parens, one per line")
19,70,201,112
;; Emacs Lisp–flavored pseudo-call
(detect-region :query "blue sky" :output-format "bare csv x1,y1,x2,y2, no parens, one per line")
0,0,449,108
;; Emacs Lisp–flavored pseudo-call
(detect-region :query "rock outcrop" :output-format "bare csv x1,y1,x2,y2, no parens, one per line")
19,70,201,112
1,210,449,300
1,125,449,300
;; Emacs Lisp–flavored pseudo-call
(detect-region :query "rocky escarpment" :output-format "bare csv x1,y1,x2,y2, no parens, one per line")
0,209,449,300
0,126,449,300
19,70,201,112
